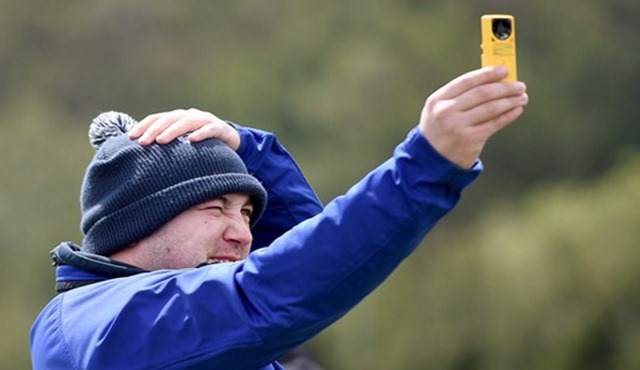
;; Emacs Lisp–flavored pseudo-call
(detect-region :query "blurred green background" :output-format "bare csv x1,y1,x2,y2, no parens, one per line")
2,0,639,369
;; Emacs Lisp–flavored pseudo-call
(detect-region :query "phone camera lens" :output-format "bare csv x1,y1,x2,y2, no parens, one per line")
492,19,512,40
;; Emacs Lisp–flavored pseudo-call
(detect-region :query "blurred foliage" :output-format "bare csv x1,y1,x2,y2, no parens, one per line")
1,0,639,368
318,155,640,369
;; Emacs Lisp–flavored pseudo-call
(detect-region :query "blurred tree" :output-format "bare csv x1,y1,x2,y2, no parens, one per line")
315,155,640,369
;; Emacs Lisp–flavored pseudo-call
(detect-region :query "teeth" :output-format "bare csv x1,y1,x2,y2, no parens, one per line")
211,259,234,264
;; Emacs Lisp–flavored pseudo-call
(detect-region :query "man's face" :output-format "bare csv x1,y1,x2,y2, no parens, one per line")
133,193,254,270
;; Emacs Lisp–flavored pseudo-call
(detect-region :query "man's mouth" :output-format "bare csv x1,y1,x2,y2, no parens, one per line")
208,257,238,264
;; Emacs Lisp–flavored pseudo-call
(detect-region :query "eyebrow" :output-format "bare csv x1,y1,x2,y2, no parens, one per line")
212,195,254,208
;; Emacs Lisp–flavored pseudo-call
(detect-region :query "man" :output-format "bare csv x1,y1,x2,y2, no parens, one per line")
30,67,528,369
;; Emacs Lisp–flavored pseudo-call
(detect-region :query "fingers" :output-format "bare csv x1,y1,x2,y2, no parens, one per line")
418,67,529,169
127,108,239,148
470,104,526,139
431,66,510,102
457,81,527,113
187,123,241,150
426,67,527,129
462,90,529,127
127,112,165,140
129,109,201,145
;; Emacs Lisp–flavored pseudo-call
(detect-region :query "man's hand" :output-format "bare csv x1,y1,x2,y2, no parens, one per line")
419,66,529,169
128,108,241,150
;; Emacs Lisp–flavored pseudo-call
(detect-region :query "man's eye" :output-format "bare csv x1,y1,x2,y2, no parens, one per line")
241,209,253,220
204,206,223,213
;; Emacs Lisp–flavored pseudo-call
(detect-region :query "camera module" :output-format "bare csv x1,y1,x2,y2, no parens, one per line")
492,18,512,40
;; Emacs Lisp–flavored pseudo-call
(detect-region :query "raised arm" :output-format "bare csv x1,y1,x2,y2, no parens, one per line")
110,67,528,368
233,66,528,355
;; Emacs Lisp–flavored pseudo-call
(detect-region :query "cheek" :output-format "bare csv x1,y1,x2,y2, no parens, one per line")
178,227,216,252
240,245,251,260
162,225,215,266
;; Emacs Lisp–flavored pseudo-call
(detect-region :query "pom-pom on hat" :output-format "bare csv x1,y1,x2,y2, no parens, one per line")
80,111,267,256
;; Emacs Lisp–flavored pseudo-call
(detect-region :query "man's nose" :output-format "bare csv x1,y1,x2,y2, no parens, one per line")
223,217,253,247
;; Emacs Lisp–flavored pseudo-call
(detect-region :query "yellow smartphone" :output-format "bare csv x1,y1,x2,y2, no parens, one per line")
481,14,518,81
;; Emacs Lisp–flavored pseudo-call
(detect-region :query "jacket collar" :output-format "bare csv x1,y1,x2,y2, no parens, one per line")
50,241,147,293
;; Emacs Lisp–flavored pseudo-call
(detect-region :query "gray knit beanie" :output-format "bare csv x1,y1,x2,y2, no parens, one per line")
81,111,267,256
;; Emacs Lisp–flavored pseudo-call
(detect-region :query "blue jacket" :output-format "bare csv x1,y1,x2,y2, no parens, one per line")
30,125,481,370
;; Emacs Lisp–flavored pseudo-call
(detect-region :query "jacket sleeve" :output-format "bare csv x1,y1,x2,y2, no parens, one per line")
230,123,324,250
232,127,483,359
